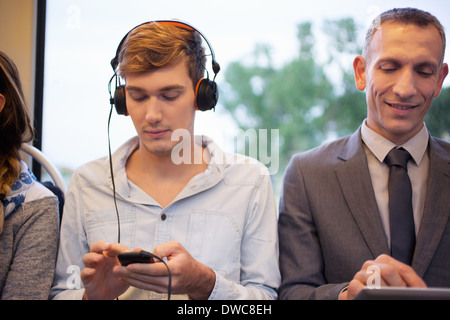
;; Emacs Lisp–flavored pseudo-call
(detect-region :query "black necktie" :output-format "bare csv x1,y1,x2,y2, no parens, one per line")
384,147,415,265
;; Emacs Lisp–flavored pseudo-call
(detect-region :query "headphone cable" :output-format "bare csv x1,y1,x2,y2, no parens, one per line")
107,97,172,299
107,103,121,244
149,253,172,300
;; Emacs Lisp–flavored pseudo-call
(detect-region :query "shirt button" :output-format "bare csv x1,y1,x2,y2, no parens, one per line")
161,214,167,221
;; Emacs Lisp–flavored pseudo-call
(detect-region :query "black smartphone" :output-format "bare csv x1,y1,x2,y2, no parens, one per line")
118,250,155,266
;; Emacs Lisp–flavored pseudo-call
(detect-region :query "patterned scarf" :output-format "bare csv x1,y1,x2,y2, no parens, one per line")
0,161,37,233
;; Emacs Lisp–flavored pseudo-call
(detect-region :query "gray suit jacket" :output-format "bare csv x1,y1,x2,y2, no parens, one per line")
278,128,450,299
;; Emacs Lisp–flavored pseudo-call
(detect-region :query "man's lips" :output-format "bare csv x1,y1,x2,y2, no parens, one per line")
386,102,418,110
144,128,171,137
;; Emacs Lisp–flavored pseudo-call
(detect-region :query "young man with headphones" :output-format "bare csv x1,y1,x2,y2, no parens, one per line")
51,20,280,300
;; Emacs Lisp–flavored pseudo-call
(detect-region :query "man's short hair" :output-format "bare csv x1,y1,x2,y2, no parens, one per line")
363,7,446,64
118,22,206,88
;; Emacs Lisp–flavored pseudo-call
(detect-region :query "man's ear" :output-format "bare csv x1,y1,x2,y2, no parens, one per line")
0,94,5,113
353,55,366,91
433,63,449,98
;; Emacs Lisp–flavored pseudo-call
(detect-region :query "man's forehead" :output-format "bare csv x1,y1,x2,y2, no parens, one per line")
369,22,444,63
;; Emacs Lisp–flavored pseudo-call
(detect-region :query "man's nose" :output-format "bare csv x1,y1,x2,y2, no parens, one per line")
392,68,417,99
145,97,163,124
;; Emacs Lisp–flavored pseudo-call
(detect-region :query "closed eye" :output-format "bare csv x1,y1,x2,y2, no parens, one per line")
159,86,184,102
125,85,185,102
415,64,436,77
128,91,148,102
161,92,181,101
379,62,400,73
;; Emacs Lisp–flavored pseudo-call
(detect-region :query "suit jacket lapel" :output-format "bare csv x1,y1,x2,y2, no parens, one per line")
413,136,450,276
335,129,390,258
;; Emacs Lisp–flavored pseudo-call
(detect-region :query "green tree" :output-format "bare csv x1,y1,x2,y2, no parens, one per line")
321,18,366,137
222,18,365,188
222,22,335,186
426,86,450,140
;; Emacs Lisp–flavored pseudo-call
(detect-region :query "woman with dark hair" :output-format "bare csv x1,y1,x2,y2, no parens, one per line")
0,51,59,299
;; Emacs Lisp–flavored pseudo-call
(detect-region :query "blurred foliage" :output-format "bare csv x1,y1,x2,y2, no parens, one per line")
221,17,450,190
426,86,450,140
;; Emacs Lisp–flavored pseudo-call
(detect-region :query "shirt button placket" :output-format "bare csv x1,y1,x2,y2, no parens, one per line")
155,209,170,244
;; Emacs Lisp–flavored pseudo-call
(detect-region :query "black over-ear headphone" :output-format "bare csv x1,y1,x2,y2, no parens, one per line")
109,20,220,115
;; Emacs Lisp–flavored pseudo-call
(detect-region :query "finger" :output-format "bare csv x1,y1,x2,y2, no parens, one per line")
122,270,169,285
80,267,96,282
378,263,408,287
368,263,407,287
355,262,395,288
103,243,131,258
115,264,171,293
83,252,104,267
114,263,172,294
153,241,184,260
347,279,366,300
361,256,407,287
89,241,111,253
375,254,427,288
353,268,385,288
126,260,170,277
400,268,427,288
124,275,171,294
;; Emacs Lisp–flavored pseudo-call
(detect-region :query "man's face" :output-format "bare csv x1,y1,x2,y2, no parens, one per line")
125,60,196,157
354,22,448,144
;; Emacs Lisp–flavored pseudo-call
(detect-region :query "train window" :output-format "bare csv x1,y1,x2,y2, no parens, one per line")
42,0,449,188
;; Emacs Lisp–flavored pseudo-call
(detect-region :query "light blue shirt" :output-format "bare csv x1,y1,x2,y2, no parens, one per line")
51,136,280,300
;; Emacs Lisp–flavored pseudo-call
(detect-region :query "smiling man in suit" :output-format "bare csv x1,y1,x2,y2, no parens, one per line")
278,7,449,300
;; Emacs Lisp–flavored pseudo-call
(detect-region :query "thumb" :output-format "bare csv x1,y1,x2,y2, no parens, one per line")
153,241,184,260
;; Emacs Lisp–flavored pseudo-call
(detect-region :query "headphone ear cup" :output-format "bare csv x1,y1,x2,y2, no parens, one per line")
114,85,128,115
195,78,218,111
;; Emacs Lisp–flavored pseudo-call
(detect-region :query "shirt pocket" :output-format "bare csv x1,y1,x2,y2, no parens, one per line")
185,211,241,276
85,206,136,248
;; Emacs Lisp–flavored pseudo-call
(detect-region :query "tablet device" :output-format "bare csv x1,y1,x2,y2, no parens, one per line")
354,287,450,300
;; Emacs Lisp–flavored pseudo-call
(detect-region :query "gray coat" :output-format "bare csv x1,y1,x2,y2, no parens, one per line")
0,194,59,300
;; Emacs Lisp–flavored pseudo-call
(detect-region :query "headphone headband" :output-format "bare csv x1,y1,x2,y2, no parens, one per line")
108,20,220,113
110,20,220,76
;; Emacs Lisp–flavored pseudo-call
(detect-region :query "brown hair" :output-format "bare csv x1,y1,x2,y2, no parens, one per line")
117,22,206,88
0,51,34,231
363,8,446,64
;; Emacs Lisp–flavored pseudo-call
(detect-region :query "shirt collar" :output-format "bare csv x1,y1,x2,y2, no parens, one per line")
361,119,429,165
108,135,225,203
